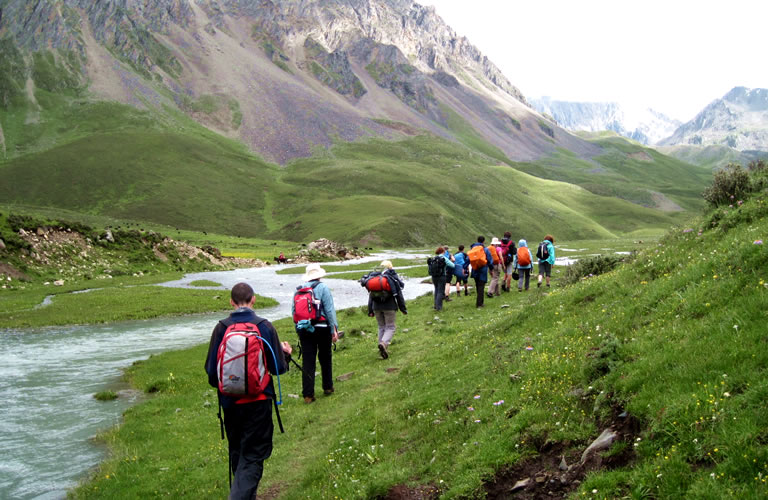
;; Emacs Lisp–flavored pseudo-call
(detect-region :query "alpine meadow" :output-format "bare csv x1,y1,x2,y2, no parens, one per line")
1,0,767,499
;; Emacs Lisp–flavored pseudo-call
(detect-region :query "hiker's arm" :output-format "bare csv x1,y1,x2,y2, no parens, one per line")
204,324,223,388
444,256,455,268
319,284,339,329
266,323,290,375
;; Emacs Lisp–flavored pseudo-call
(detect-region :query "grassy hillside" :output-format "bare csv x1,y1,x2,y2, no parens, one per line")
0,101,685,246
70,172,768,498
516,136,712,212
657,144,768,170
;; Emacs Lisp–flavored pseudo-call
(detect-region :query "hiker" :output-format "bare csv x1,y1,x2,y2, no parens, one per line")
468,236,494,308
488,237,504,297
500,232,517,292
292,264,339,403
453,244,470,296
429,247,455,311
536,235,556,288
443,245,456,301
204,282,292,500
513,239,534,291
366,260,407,359
277,252,287,264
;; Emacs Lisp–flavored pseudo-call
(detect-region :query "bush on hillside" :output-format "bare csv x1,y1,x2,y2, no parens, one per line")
562,254,629,285
702,163,751,207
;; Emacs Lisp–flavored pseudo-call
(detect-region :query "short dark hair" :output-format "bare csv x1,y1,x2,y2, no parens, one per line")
477,236,485,243
504,231,511,238
231,282,254,306
435,246,445,255
458,244,465,252
545,235,554,243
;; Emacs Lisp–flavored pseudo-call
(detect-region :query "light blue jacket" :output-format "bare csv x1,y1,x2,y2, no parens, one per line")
296,280,338,329
512,239,534,270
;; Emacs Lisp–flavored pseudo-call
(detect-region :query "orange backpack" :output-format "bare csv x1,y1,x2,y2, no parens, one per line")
516,247,531,267
467,245,488,269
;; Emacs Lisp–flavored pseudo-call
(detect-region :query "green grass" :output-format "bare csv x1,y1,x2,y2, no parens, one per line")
516,136,713,213
0,283,277,329
70,186,768,498
188,280,223,287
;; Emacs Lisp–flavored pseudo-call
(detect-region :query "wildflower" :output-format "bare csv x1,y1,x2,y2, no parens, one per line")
724,392,731,397
493,400,504,406
755,240,763,245
474,419,481,423
734,325,739,331
467,407,474,411
474,395,481,399
738,200,743,206
683,228,693,233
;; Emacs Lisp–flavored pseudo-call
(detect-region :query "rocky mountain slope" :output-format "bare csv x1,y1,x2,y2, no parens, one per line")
0,0,594,164
658,87,768,152
529,97,681,145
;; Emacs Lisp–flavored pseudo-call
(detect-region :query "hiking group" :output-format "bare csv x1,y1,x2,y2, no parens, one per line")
204,237,554,498
429,234,556,309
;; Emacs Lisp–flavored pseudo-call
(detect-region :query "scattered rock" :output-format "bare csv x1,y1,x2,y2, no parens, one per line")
336,372,354,382
559,456,569,471
581,428,618,465
53,280,64,286
534,474,547,483
0,239,5,250
402,328,410,333
18,228,27,237
510,478,531,492
36,227,45,236
287,394,299,399
104,229,115,243
385,367,399,373
203,401,211,408
500,304,510,308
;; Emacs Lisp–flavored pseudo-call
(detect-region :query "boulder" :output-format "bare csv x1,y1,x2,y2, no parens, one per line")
580,428,618,465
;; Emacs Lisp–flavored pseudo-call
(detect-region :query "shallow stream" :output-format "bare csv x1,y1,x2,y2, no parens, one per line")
0,252,431,499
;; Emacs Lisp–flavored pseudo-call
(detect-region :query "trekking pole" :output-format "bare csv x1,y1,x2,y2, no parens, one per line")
285,353,314,379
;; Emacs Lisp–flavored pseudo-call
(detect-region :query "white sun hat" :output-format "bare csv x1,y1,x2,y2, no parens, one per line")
302,263,327,281
490,237,501,245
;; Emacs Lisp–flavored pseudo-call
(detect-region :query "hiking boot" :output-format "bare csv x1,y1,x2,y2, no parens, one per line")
518,288,522,292
537,282,541,288
378,343,389,359
487,293,493,298
304,396,316,404
547,283,551,287
444,297,452,302
323,388,335,395
501,284,508,292
464,290,468,296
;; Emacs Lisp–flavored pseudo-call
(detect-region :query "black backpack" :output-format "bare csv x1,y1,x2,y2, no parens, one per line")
427,256,446,277
536,241,550,260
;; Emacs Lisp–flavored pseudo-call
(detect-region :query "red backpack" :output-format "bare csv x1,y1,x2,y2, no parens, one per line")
292,281,326,324
217,322,271,397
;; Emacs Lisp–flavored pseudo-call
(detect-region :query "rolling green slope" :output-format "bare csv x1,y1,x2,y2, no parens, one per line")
516,136,712,212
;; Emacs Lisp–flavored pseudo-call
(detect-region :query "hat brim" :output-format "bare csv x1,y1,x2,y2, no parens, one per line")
302,269,327,281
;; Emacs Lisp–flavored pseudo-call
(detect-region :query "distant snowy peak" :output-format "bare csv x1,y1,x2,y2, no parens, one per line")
658,87,768,151
529,98,681,145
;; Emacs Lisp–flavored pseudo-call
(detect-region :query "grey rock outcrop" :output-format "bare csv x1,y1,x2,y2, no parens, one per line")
658,87,768,152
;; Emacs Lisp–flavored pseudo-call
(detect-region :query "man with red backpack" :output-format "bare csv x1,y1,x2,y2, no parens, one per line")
204,282,292,500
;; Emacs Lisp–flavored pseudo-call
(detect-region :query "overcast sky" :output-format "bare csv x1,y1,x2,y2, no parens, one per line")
426,0,767,122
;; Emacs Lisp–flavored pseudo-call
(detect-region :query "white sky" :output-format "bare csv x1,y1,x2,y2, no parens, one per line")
426,0,768,122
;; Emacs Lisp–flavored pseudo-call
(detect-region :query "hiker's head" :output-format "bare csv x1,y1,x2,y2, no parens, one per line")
380,260,393,269
504,231,511,238
435,246,445,255
545,235,554,243
518,239,528,247
491,237,501,246
230,282,255,307
477,236,485,243
302,263,327,281
458,244,465,252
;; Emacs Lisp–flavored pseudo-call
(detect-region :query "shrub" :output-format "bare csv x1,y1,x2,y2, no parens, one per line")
702,163,751,207
93,390,118,401
562,254,628,285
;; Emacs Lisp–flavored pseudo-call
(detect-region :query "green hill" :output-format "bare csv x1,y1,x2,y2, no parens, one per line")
70,165,768,498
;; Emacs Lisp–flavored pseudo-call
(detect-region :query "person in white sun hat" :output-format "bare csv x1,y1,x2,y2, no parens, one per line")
292,263,339,403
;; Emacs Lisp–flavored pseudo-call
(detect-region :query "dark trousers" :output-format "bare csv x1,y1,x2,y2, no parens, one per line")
223,400,274,500
433,274,446,310
475,278,486,307
298,327,334,397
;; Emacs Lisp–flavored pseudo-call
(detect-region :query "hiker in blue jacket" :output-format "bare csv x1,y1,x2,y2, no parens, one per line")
204,282,292,500
537,235,556,288
469,236,494,308
432,247,455,311
513,239,534,291
293,264,339,404
453,244,470,296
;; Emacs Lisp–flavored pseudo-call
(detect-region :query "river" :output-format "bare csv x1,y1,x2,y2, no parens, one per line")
0,252,431,500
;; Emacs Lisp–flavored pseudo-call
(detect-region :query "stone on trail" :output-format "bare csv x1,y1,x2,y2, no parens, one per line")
336,372,354,381
510,478,531,492
581,428,618,465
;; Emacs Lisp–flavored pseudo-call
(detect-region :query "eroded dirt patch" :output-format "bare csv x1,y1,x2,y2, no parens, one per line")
379,483,442,499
